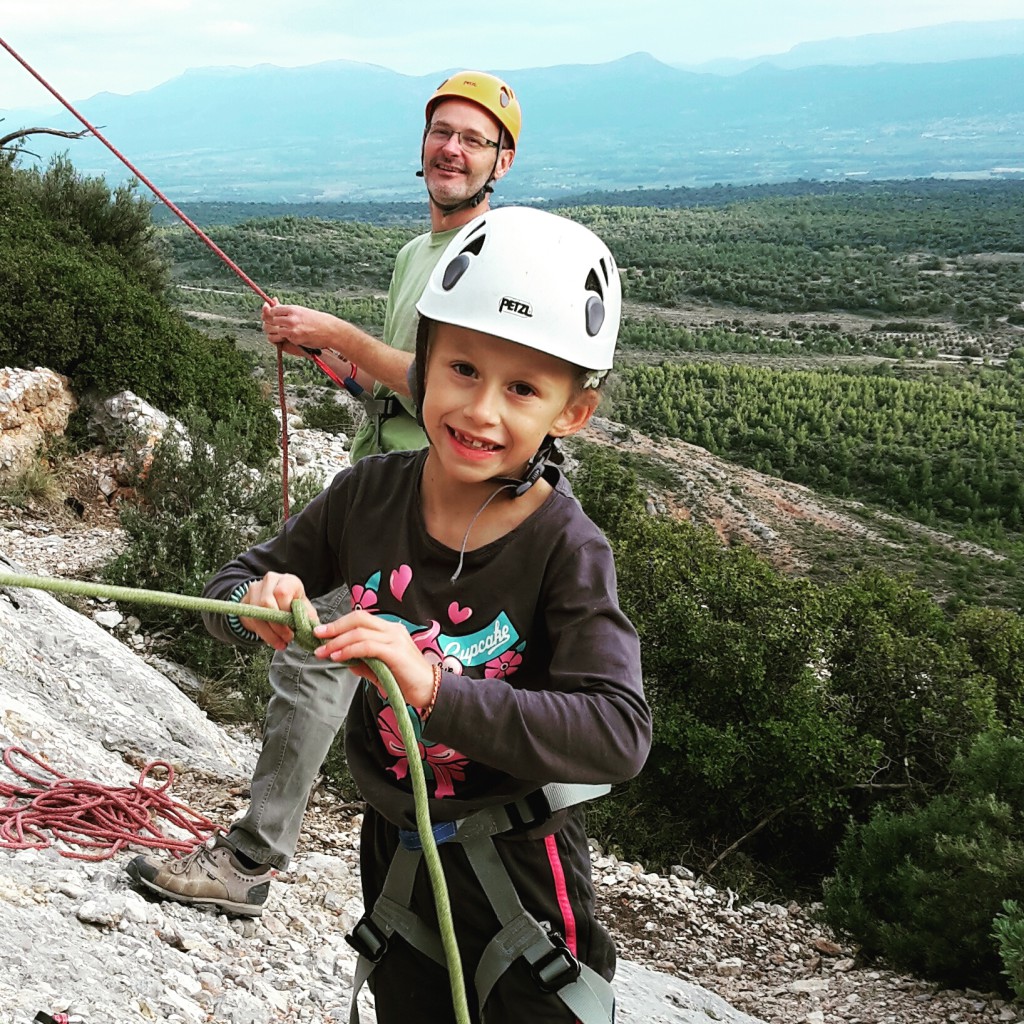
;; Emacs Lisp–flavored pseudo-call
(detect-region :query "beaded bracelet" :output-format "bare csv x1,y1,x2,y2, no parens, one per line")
423,664,442,721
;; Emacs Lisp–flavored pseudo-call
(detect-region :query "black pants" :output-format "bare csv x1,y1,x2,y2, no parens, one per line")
360,804,615,1024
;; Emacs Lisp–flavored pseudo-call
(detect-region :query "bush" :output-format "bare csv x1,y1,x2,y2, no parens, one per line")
823,731,1024,991
101,405,322,717
0,156,276,450
824,570,997,793
993,900,1024,1000
955,605,1024,731
570,444,876,884
299,389,363,439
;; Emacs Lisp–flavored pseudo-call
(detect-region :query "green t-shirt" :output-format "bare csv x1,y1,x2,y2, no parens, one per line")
349,226,460,462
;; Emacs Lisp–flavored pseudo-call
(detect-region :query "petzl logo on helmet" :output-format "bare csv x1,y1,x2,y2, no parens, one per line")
498,296,532,318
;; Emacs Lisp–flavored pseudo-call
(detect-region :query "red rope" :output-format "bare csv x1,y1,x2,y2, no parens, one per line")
0,35,331,519
0,746,218,862
0,38,271,302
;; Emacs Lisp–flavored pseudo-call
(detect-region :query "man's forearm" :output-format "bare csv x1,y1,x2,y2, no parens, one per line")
324,319,413,396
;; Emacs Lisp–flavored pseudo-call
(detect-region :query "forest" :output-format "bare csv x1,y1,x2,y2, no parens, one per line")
157,177,1024,602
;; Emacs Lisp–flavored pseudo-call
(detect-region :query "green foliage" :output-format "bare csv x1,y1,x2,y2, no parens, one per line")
0,157,276,450
161,216,419,292
299,390,363,438
955,605,1024,731
19,156,167,294
619,316,926,360
567,441,649,536
100,406,320,694
993,900,1024,1000
823,731,1024,991
825,570,997,791
565,183,1024,324
573,447,874,878
613,360,1024,534
0,461,60,508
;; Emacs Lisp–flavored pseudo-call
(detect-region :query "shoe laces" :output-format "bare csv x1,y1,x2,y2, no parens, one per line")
168,839,219,875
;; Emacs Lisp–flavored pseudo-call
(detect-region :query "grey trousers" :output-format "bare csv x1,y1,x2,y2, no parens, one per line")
223,587,359,868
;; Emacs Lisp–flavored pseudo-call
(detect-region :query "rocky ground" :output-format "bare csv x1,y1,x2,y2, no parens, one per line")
0,434,1021,1024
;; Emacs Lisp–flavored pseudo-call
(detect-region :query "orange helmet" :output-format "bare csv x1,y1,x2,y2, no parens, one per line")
425,70,521,150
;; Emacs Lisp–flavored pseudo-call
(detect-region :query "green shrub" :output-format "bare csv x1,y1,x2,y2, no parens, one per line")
993,900,1024,1000
570,444,877,882
955,605,1024,731
824,570,997,793
0,156,275,448
21,155,166,294
101,405,321,714
299,390,363,439
823,731,1024,991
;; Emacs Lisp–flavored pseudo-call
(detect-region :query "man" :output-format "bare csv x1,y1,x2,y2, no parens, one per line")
263,69,519,459
126,70,521,915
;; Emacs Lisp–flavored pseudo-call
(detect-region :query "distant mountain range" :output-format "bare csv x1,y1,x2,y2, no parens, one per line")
681,19,1024,74
2,26,1022,203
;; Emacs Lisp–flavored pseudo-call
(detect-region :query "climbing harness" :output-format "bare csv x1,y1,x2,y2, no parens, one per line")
299,343,404,447
347,782,616,1024
365,394,406,451
0,745,217,860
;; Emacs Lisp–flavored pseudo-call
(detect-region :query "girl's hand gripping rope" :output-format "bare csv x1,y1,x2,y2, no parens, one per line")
238,572,319,652
313,609,437,709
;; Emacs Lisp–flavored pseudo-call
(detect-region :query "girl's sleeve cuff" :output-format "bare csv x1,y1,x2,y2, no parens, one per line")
226,579,260,642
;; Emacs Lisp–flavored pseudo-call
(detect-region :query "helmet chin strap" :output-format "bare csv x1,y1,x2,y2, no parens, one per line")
448,437,562,583
424,181,493,216
496,437,563,497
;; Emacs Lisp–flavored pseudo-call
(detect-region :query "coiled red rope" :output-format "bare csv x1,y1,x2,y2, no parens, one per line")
0,746,218,861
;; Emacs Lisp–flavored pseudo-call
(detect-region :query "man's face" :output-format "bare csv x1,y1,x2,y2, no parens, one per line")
422,98,514,210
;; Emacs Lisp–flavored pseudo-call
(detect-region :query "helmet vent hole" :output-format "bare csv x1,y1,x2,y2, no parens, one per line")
585,295,606,337
461,232,486,256
442,253,471,291
584,268,605,299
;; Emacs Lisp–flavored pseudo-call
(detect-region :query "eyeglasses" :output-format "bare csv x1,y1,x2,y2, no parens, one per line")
426,123,499,154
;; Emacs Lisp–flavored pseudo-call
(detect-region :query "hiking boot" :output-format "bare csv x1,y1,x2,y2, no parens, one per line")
126,836,275,916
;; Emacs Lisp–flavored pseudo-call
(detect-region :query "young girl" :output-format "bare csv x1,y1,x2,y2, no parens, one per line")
201,206,651,1024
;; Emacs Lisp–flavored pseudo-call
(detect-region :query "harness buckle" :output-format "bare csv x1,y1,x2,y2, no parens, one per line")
531,933,582,993
346,915,389,963
506,788,552,832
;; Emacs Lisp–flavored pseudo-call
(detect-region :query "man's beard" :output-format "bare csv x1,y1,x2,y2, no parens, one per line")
425,159,488,208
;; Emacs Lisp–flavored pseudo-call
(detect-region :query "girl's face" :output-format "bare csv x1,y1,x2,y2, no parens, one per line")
421,323,597,490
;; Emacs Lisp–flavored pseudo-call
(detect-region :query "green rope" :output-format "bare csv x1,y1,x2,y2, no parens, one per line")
0,569,470,1023
0,570,320,650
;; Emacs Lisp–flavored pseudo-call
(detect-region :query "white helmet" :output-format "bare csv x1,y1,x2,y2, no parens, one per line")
416,206,621,378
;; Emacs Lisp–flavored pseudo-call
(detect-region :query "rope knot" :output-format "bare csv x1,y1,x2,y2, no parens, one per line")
290,599,318,652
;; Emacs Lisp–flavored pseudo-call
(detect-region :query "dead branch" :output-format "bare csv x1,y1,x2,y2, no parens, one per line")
0,126,95,151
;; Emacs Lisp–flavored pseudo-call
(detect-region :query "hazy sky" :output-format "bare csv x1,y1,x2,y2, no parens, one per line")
2,0,1023,110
